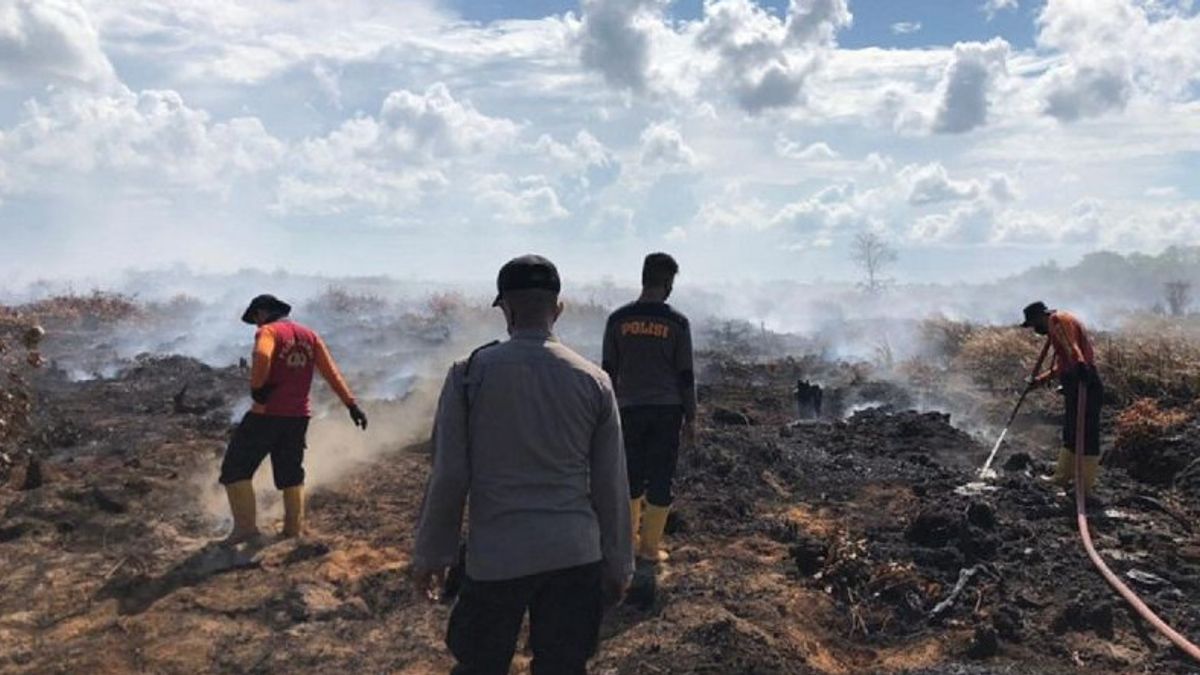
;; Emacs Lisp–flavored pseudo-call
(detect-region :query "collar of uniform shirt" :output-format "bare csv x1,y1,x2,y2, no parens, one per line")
510,329,557,342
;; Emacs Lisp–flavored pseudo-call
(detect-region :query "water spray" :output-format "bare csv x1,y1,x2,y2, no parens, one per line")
977,382,1034,480
977,336,1051,480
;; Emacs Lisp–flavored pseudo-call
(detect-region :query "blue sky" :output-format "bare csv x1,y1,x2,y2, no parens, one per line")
452,0,1042,48
0,0,1197,289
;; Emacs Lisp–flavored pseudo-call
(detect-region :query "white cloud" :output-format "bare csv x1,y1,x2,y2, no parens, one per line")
83,0,450,84
911,201,997,244
863,152,894,174
693,0,852,113
981,0,1019,21
890,21,922,35
274,110,451,217
311,62,343,109
786,0,853,45
476,174,569,226
377,83,521,160
0,87,283,194
694,184,771,230
274,165,447,217
0,0,115,87
902,163,983,205
273,83,518,216
1035,0,1200,122
531,130,619,187
1042,58,1134,122
899,163,1018,206
910,196,1200,251
776,137,839,160
0,0,1196,282
987,172,1018,202
769,182,870,241
1145,185,1181,199
931,38,1010,134
664,225,688,241
639,120,698,169
592,204,635,234
578,0,668,93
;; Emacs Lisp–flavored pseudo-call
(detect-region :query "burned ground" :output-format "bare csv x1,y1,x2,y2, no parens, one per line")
1,336,1199,674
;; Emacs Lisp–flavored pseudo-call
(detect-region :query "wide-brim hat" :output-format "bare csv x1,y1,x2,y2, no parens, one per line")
241,294,292,324
1020,301,1049,327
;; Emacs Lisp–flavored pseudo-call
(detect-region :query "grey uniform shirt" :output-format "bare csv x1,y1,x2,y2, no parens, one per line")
601,301,697,416
412,330,634,584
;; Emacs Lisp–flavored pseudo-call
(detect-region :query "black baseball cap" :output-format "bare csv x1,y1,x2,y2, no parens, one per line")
1020,301,1049,327
241,294,292,324
493,255,561,307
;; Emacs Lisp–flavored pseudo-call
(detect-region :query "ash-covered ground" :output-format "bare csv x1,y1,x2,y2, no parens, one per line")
2,309,1200,674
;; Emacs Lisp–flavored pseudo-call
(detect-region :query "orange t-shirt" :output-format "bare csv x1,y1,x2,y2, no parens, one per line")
250,320,355,416
1047,310,1094,377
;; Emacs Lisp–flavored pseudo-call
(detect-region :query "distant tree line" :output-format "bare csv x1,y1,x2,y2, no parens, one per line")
1001,245,1200,316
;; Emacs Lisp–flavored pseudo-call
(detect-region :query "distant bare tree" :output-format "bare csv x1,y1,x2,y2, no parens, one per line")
851,231,898,294
1164,280,1192,317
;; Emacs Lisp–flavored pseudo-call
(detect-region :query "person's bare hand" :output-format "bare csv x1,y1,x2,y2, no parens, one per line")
682,418,697,450
411,566,448,603
603,574,631,608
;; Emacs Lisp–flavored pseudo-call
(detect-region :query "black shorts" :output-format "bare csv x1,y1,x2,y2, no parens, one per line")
219,413,309,489
1063,370,1103,457
621,405,683,506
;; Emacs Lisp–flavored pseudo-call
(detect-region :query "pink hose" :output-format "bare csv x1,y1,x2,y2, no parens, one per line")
1072,381,1200,663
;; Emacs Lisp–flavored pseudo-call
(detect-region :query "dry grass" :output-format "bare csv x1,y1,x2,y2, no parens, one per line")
307,286,385,317
1111,398,1195,462
948,318,1200,406
17,291,141,330
919,316,977,360
953,327,1041,395
1097,333,1200,406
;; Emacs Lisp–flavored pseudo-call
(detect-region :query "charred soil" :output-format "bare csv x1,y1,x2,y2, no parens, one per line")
1,349,1199,674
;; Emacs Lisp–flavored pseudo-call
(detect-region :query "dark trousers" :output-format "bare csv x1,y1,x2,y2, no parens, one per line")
447,562,603,675
219,413,309,489
1063,370,1103,457
621,405,683,507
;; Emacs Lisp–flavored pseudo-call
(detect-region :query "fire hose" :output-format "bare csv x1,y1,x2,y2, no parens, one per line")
1071,380,1200,663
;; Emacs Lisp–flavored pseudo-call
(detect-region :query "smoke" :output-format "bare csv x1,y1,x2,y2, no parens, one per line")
9,246,1199,530
194,384,442,525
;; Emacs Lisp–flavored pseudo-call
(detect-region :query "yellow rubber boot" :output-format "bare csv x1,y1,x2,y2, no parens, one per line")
282,486,305,538
223,480,260,544
630,497,644,550
1081,456,1100,496
1051,449,1075,488
638,503,670,564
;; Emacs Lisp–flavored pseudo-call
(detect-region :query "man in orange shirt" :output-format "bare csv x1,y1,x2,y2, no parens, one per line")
220,294,368,544
1021,301,1103,494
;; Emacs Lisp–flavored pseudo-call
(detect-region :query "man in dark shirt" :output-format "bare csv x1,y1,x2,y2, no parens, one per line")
602,253,696,563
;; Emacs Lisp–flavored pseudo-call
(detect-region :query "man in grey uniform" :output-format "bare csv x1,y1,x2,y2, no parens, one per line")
602,252,696,564
412,254,633,675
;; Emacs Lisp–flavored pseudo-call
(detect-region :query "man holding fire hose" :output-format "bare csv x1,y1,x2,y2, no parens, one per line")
1020,301,1103,495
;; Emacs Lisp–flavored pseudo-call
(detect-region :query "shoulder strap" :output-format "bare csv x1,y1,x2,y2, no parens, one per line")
465,340,500,376
462,340,500,410
458,340,500,464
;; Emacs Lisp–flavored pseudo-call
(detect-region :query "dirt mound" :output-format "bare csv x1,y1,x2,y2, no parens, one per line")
837,408,984,470
1110,399,1200,486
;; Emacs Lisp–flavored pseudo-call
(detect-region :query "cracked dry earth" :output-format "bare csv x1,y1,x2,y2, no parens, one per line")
2,354,1200,674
